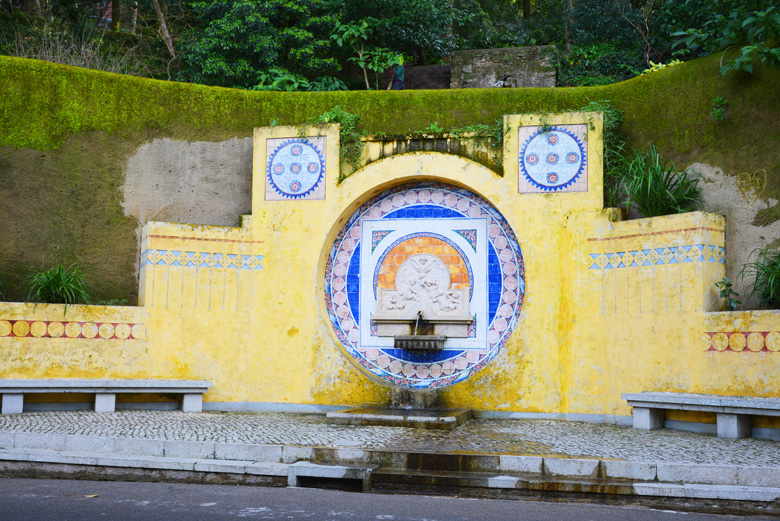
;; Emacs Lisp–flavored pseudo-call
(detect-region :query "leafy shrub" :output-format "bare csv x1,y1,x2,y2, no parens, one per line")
621,146,702,217
740,248,780,308
641,59,683,75
575,101,626,208
558,43,643,86
711,96,729,121
308,76,348,91
309,106,363,177
715,276,741,311
25,264,91,307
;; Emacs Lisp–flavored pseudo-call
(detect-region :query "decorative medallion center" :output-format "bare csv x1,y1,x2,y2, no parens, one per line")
518,125,587,193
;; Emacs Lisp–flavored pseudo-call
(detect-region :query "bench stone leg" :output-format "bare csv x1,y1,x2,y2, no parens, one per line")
94,393,116,413
717,413,751,439
181,394,203,413
633,407,665,430
1,394,24,414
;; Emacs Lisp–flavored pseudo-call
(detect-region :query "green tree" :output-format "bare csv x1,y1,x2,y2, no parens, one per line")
178,0,337,89
330,19,401,89
671,0,780,75
328,0,452,64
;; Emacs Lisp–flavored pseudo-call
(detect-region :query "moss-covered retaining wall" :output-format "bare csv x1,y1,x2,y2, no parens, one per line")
1,53,779,303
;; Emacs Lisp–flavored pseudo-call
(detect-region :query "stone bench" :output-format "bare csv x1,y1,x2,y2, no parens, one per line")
0,379,212,414
623,392,780,439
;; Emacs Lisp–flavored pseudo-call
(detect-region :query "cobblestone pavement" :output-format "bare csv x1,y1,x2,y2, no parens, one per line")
1,411,779,467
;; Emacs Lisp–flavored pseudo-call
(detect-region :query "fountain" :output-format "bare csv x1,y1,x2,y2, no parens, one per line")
373,253,474,351
326,253,475,429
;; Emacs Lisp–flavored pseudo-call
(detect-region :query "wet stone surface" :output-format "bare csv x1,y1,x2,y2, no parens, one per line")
0,411,779,467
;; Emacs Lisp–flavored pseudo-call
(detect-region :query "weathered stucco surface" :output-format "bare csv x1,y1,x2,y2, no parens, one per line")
450,46,556,89
694,162,780,308
122,137,252,228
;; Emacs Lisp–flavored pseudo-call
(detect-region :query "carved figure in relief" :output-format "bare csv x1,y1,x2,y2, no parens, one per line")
374,253,474,338
393,254,451,311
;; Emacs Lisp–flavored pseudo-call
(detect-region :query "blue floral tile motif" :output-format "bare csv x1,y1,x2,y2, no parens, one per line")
519,125,587,193
324,182,525,390
266,138,326,200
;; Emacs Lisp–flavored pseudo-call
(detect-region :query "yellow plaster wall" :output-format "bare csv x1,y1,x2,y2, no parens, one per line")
0,303,148,378
2,112,780,418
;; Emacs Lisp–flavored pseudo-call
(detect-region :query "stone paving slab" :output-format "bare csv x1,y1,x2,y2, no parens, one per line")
0,410,779,468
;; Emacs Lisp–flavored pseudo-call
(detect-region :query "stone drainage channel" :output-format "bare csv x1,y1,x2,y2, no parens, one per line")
2,433,780,516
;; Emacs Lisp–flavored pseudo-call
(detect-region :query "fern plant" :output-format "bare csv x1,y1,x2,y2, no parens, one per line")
740,248,780,308
25,264,91,308
622,146,702,217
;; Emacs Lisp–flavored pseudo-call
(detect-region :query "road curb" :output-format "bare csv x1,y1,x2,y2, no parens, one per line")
1,435,780,506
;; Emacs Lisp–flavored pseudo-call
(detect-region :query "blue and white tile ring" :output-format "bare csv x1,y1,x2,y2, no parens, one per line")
266,139,325,199
324,182,526,389
519,126,586,192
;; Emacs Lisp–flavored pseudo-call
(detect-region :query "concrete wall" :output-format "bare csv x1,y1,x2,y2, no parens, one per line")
122,137,253,229
449,46,556,89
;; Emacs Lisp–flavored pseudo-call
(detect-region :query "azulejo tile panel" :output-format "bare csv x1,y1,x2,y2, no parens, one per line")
705,331,780,353
588,245,724,270
265,137,326,201
141,250,264,270
324,182,525,389
518,124,588,193
0,320,144,340
375,234,471,292
141,249,263,310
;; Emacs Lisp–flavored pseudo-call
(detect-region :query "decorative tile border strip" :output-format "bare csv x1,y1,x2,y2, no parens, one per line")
0,320,145,340
705,332,780,352
588,244,724,270
141,250,264,270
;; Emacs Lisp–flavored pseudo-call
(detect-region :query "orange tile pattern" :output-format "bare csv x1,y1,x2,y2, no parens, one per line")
377,237,470,290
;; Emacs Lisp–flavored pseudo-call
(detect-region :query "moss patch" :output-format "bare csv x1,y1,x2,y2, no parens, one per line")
0,132,139,302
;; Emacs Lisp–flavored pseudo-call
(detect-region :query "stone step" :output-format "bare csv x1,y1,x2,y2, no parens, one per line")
371,467,780,503
3,434,780,489
1,447,780,510
325,407,472,430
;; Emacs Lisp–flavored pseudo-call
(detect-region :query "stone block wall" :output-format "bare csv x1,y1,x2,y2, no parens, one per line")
449,46,556,89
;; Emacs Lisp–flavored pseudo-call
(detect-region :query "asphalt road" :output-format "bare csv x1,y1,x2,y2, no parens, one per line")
0,478,773,521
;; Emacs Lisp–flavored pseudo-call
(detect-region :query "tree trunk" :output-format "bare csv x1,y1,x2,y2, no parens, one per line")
111,1,121,32
565,0,575,53
523,0,531,19
151,0,176,59
131,2,138,35
22,0,42,17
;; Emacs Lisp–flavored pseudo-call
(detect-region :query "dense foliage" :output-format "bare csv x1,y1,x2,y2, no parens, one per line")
1,0,778,89
672,1,780,75
177,0,336,88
